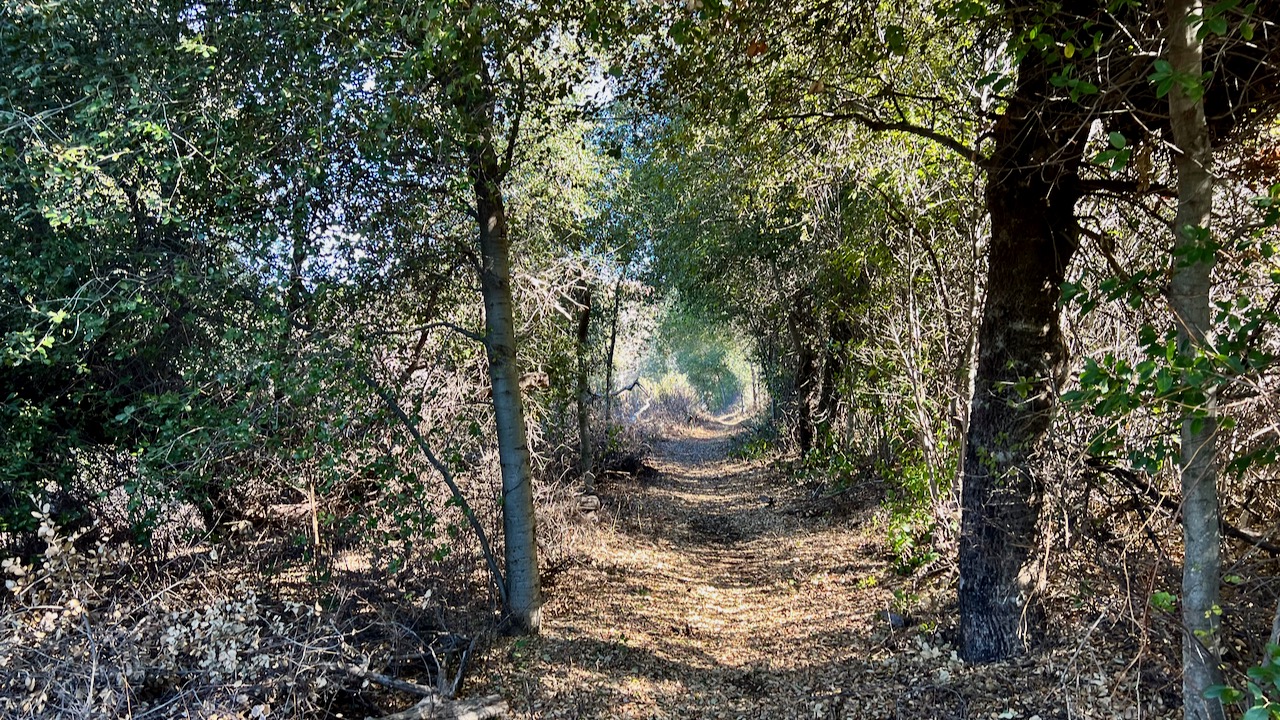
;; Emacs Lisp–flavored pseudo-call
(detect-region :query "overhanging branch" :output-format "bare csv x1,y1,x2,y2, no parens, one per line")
762,109,982,164
359,370,510,609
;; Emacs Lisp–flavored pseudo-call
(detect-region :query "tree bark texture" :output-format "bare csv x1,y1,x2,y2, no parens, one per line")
788,293,818,454
448,40,542,634
1165,0,1224,717
958,53,1082,662
574,283,595,493
816,312,851,437
602,278,622,432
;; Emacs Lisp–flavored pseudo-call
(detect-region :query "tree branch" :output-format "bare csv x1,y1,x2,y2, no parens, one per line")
762,109,982,164
373,321,486,344
1078,177,1175,197
1086,458,1280,556
358,370,509,608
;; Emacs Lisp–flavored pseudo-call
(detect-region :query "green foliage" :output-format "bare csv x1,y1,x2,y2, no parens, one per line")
1063,184,1280,477
729,424,779,461
1093,132,1132,171
797,441,864,489
0,0,466,550
887,509,939,576
0,0,248,534
645,303,754,415
1151,590,1178,614
1206,645,1280,719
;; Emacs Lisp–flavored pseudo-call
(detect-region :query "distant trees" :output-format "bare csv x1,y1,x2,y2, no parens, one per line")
610,0,1280,669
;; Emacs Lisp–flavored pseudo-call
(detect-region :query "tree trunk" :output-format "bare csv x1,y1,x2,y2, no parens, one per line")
1269,596,1280,649
787,293,818,454
1165,1,1224,716
574,283,595,493
958,53,1081,662
602,277,622,434
816,312,850,437
449,44,542,634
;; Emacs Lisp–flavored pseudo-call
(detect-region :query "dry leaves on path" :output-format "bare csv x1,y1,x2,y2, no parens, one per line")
473,421,1179,720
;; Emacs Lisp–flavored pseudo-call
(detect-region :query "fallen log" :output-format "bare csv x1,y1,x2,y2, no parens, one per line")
368,694,509,720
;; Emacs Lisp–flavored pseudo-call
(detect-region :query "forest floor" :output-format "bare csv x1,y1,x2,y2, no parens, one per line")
473,419,1183,720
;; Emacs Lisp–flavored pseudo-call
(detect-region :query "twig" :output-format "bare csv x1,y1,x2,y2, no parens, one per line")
358,370,509,610
370,321,485,344
450,635,479,698
1086,458,1280,555
370,694,508,720
342,663,437,697
609,378,648,398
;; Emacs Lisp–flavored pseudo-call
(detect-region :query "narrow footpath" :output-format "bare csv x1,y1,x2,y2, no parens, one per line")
476,420,1124,719
478,419,960,720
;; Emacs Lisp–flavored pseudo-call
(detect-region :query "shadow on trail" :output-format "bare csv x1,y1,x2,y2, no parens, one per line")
475,418,1183,719
597,421,858,561
496,419,926,718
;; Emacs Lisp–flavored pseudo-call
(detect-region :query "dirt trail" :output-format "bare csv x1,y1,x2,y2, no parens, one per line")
472,420,1182,720
480,420,927,719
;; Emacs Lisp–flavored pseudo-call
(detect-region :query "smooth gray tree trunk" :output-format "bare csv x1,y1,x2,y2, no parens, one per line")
1166,1,1224,716
446,38,542,634
473,175,543,634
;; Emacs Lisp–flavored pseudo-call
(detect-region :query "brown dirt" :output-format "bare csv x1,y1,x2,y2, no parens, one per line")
472,420,1182,720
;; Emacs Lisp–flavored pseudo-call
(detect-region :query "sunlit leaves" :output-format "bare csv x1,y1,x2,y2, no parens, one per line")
1063,197,1280,478
1149,59,1212,101
1092,131,1131,171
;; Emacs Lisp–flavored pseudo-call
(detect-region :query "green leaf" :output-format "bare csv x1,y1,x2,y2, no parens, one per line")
1151,590,1177,613
1205,684,1245,703
884,24,908,55
1198,15,1229,39
1242,706,1270,720
1108,132,1127,149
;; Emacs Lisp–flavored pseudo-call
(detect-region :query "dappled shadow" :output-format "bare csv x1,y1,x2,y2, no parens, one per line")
473,418,1103,719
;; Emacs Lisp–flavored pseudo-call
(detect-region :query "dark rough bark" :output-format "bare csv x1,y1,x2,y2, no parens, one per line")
574,283,595,493
787,294,819,455
958,54,1082,662
602,278,622,432
816,312,851,437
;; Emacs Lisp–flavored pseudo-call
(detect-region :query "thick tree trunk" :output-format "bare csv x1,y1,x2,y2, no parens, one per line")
574,283,595,493
449,45,541,634
1165,1,1224,717
958,56,1081,662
